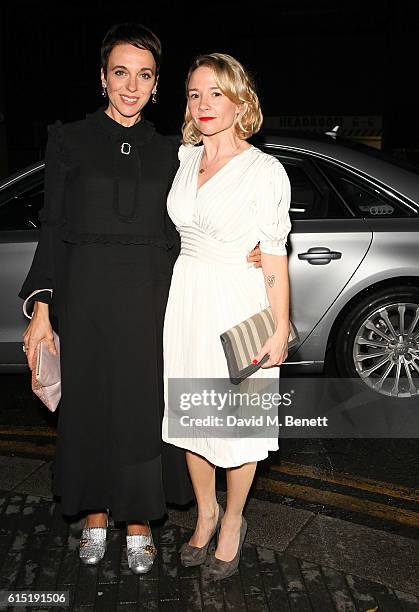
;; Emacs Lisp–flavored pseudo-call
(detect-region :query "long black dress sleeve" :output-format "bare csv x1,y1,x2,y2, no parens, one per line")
166,136,181,266
18,122,67,314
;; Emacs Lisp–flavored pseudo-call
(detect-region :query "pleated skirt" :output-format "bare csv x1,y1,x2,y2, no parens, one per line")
162,245,280,468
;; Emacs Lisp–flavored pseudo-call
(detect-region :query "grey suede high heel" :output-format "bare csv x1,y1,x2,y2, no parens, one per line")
207,515,248,580
179,504,224,567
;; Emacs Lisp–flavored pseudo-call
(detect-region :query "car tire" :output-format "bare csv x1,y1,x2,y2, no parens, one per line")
335,285,419,397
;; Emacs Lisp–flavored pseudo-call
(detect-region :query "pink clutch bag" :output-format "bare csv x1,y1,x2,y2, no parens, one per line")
23,289,61,412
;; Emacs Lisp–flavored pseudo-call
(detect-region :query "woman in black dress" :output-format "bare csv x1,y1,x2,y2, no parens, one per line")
19,23,194,574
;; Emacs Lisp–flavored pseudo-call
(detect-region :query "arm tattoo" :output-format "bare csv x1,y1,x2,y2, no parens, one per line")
266,274,276,288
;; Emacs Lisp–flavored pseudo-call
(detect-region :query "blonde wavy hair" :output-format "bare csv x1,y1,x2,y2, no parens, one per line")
182,53,263,145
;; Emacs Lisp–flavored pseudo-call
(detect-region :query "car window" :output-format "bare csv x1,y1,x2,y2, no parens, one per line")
0,180,44,230
319,164,413,218
274,156,351,220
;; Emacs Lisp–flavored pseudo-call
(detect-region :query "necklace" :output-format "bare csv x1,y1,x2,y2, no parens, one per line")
199,144,247,174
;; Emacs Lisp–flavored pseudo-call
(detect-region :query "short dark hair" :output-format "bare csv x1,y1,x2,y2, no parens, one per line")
101,22,162,76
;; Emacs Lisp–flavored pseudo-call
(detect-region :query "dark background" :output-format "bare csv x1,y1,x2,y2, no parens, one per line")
0,0,418,175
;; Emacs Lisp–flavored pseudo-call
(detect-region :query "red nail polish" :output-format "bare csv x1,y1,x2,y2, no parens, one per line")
252,359,258,364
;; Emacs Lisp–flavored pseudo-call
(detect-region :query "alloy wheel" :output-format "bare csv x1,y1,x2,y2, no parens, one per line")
353,302,419,398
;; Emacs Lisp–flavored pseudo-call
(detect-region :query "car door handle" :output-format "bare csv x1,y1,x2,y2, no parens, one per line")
298,247,342,265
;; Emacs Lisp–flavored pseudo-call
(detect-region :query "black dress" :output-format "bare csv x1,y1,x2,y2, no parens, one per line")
19,108,193,522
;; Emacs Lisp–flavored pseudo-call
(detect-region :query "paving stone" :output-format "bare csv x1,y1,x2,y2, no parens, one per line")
287,590,313,611
299,560,336,612
0,494,25,538
117,572,139,604
0,456,418,612
157,574,180,603
200,567,225,610
0,535,10,567
256,546,278,573
0,456,44,490
139,577,159,602
0,551,24,590
65,584,76,609
277,552,306,593
8,495,42,575
97,528,122,584
244,592,269,611
8,526,30,554
321,565,357,612
393,589,419,611
15,532,47,589
95,581,119,610
168,493,313,552
272,553,312,611
221,573,247,611
365,581,407,612
139,602,159,611
158,524,180,579
119,542,133,578
158,601,185,611
261,569,291,611
180,576,203,611
244,497,313,552
56,545,79,586
45,502,68,549
0,575,10,589
13,461,54,499
0,493,9,513
31,499,55,535
240,542,265,596
73,563,99,607
288,514,419,595
35,545,63,590
346,574,383,610
117,603,138,612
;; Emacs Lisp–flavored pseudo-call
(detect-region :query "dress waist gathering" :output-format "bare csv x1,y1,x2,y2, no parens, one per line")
179,227,254,268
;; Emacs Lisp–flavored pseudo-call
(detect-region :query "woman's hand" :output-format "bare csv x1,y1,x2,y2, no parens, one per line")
22,304,57,370
253,323,289,368
247,243,262,268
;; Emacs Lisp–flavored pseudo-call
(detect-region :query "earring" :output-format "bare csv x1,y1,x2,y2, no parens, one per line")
151,90,157,104
102,83,107,97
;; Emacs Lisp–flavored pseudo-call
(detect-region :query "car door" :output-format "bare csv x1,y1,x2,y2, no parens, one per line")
267,150,373,359
0,169,44,369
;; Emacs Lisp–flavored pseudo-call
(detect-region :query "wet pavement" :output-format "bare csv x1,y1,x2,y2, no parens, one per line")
0,455,418,611
0,373,418,610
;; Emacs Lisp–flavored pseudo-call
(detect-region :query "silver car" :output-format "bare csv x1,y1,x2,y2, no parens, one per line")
1,135,419,398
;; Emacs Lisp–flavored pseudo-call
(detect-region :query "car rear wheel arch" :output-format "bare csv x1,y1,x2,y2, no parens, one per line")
326,278,419,397
325,276,419,369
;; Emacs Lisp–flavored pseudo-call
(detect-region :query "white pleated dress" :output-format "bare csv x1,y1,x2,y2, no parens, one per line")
162,144,292,467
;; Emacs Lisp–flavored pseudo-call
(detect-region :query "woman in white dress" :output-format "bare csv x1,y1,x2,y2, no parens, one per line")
162,53,291,579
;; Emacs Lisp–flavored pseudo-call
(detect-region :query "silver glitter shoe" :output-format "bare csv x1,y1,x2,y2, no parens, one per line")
126,527,157,575
79,515,108,565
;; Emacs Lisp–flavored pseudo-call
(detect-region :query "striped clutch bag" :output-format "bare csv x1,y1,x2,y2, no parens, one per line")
220,308,299,384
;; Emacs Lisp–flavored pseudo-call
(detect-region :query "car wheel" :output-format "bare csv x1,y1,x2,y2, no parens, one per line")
335,286,419,398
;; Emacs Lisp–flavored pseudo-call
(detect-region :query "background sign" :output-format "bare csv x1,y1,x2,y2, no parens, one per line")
264,115,383,149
